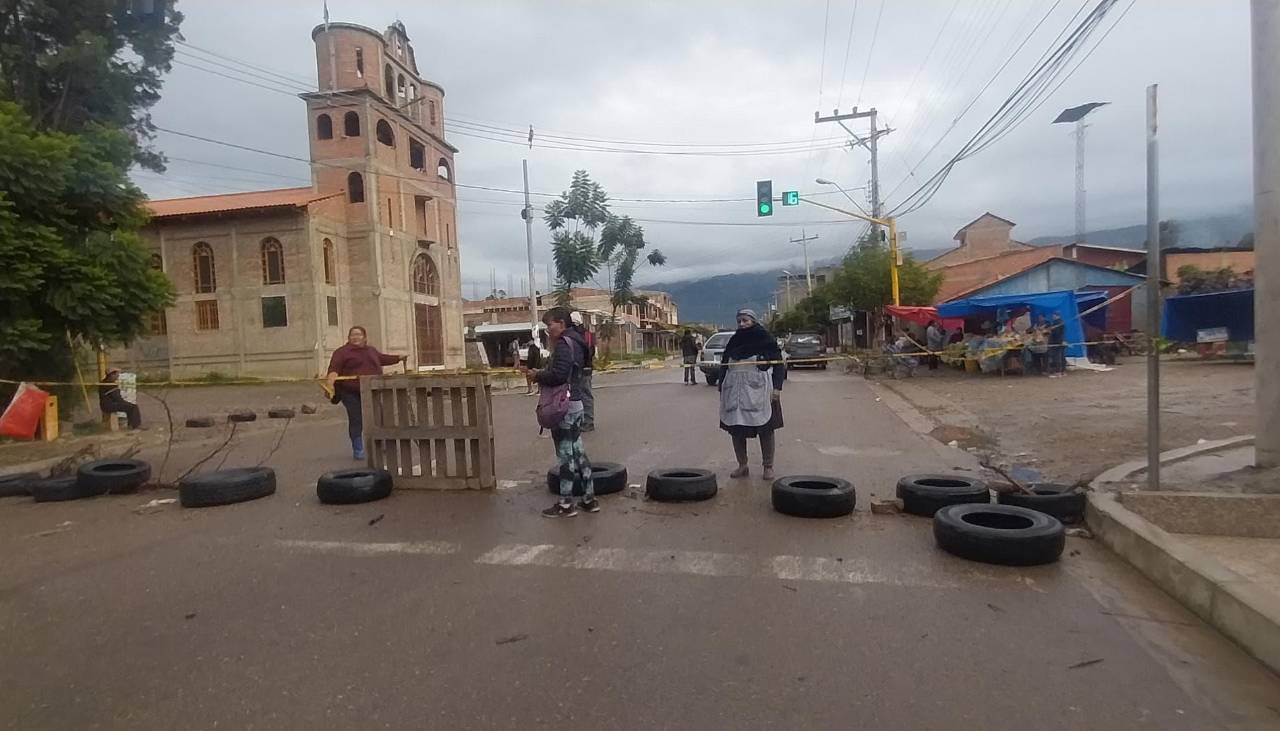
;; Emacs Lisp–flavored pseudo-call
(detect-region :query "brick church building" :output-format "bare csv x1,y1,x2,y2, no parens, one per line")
114,20,465,378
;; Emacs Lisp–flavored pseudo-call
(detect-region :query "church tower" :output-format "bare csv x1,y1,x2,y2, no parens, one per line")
303,20,463,368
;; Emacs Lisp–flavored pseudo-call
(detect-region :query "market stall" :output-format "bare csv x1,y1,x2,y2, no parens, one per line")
935,290,1108,374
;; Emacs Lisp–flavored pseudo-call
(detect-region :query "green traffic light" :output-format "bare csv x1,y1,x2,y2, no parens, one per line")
759,202,772,215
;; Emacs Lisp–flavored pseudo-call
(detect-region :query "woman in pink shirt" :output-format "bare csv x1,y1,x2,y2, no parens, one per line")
326,325,405,459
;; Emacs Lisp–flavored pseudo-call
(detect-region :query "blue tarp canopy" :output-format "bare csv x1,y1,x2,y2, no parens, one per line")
1162,288,1254,343
937,289,1108,358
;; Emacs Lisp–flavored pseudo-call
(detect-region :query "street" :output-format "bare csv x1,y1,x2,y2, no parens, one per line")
1,368,1278,729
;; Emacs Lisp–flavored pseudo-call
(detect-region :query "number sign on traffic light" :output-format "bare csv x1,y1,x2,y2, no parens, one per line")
782,191,799,206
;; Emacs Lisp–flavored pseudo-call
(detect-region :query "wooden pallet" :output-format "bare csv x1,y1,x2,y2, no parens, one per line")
360,373,496,490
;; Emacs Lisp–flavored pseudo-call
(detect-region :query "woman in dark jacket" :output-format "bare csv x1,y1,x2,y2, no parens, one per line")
719,309,785,480
519,307,597,518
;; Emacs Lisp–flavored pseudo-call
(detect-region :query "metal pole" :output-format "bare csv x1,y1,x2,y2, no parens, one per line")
1076,119,1087,243
1253,0,1280,467
870,108,882,243
522,159,538,337
802,228,813,295
888,217,901,306
1145,84,1162,490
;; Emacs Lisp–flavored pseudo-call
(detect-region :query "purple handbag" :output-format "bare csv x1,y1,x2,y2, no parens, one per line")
535,337,578,429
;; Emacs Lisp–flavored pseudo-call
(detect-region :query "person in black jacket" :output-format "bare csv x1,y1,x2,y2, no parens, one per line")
519,307,597,518
680,329,699,384
719,309,785,480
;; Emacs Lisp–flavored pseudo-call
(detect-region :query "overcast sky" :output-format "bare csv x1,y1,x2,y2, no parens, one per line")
138,0,1253,295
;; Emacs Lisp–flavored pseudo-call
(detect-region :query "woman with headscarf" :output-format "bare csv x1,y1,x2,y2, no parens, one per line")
718,309,785,480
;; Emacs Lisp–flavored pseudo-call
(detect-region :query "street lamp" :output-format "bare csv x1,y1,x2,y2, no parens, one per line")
815,178,872,218
1052,102,1109,244
780,269,794,314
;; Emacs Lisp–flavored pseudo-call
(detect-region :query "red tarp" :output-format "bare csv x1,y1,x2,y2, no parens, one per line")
885,306,963,331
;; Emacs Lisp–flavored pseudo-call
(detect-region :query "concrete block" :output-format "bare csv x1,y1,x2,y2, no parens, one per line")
1118,491,1280,539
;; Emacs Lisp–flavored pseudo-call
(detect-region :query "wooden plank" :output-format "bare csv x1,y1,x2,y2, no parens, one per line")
385,436,401,477
415,386,432,428
360,426,489,441
451,388,466,477
396,386,413,427
359,378,376,465
432,388,447,477
393,474,490,491
466,387,480,477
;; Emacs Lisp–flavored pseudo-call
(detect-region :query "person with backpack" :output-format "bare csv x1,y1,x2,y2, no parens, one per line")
519,307,597,517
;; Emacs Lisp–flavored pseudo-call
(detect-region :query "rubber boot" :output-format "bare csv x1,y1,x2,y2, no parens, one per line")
352,435,365,460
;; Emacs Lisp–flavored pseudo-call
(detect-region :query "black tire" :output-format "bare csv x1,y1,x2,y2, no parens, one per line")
267,408,296,419
228,411,257,423
896,473,990,517
933,503,1065,566
77,459,151,494
646,468,717,502
0,472,39,498
31,476,105,503
317,468,393,505
771,475,855,518
179,467,276,508
546,461,627,497
997,483,1087,524
186,417,215,428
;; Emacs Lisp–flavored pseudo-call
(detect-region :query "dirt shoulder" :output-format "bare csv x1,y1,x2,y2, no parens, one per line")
873,357,1255,484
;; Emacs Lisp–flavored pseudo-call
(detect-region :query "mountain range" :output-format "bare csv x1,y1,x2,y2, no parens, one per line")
646,210,1254,328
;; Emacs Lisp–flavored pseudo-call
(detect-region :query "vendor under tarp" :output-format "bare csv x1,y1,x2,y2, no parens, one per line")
1161,288,1254,343
936,290,1107,358
884,305,963,332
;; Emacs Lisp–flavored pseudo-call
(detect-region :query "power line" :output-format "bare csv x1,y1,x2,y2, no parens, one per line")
854,0,886,108
834,0,860,110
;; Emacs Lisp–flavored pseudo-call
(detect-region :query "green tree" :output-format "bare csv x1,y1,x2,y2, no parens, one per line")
543,170,610,304
1176,264,1238,295
0,0,183,170
825,241,942,312
597,214,665,347
0,102,172,378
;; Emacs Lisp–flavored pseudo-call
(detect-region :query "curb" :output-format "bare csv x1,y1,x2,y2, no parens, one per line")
1086,492,1280,675
1093,435,1255,485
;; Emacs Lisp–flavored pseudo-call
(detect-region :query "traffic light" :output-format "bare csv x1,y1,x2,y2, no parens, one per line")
782,191,799,206
756,180,773,217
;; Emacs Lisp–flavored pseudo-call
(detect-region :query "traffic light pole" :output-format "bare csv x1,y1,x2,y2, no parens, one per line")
798,196,900,305
522,159,539,338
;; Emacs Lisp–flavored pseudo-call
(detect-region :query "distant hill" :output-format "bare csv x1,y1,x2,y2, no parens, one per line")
647,270,782,328
1026,211,1253,248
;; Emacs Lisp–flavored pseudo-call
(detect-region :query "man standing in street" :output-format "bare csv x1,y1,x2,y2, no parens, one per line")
570,310,596,431
925,320,946,371
326,325,406,460
680,328,699,384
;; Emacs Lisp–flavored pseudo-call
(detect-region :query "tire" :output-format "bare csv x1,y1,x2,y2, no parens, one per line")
31,476,105,503
228,411,257,423
896,474,990,517
771,475,855,518
317,468,393,505
186,417,216,428
267,408,296,419
546,461,627,497
77,459,151,494
646,468,717,502
933,503,1065,566
0,472,39,498
997,483,1086,524
179,467,276,508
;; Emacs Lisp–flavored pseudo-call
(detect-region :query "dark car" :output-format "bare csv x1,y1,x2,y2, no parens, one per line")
785,332,826,369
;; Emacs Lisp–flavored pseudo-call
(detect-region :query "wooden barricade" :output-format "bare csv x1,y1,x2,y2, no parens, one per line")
360,373,496,490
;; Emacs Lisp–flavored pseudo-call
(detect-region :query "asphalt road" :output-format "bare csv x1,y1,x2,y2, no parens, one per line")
1,368,1278,729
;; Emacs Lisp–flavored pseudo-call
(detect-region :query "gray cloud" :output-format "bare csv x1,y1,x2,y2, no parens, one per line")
139,0,1254,291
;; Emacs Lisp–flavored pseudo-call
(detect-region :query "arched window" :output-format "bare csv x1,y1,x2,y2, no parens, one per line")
261,237,285,284
376,119,395,147
428,100,437,126
343,110,360,137
436,157,451,181
397,73,406,101
347,172,364,203
193,242,216,293
316,113,333,140
384,64,394,99
412,253,439,296
322,238,336,284
355,48,364,78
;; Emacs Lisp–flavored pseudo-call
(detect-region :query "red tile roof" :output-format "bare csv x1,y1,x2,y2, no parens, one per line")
146,187,334,219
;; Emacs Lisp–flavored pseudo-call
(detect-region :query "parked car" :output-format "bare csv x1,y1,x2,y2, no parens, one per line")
785,332,826,369
698,331,734,386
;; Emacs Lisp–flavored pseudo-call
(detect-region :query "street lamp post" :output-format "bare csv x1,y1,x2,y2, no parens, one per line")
780,270,794,314
811,179,900,305
1052,102,1109,243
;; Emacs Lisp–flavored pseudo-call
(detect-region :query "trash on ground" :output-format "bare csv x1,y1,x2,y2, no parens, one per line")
1065,527,1094,539
495,633,528,645
870,498,902,515
134,497,177,514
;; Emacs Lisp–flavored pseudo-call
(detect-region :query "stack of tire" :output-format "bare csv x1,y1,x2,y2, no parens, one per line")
0,459,153,503
897,473,1078,566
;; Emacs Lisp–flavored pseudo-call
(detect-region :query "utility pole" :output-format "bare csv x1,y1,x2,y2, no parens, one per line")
522,160,538,336
1253,0,1280,466
815,107,891,240
1145,84,1162,490
790,228,819,295
1075,120,1087,242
